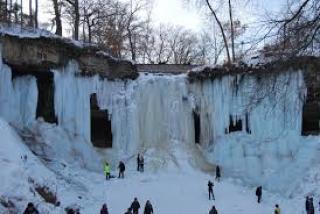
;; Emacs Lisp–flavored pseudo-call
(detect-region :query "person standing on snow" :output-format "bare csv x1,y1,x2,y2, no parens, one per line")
140,155,144,172
309,197,315,214
100,203,109,214
104,162,111,180
130,197,141,214
208,180,215,200
118,161,126,178
137,154,141,171
255,186,262,203
209,205,218,214
306,196,310,213
143,200,153,214
215,165,221,182
274,204,281,214
23,202,39,214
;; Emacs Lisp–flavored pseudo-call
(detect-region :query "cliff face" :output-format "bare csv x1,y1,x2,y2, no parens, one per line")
0,34,138,80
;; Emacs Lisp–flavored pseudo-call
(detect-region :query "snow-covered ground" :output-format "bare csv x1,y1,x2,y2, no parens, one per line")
1,118,319,214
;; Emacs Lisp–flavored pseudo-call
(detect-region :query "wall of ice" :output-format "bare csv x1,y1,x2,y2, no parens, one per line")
0,55,313,195
0,51,38,127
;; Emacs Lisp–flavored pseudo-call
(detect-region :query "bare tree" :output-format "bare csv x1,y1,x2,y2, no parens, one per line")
28,0,33,27
266,0,320,56
64,0,80,40
34,0,38,28
204,0,231,64
52,0,62,36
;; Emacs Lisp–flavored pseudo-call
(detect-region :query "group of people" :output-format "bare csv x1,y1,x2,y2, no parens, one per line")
104,154,145,180
207,166,282,214
100,197,153,214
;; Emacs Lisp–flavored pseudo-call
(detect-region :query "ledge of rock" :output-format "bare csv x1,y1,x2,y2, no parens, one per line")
0,32,138,80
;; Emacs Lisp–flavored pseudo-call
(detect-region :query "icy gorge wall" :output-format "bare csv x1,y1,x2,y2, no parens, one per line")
1,33,320,196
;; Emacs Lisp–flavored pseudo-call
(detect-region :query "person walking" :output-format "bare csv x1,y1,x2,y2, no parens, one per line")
104,162,111,180
255,186,262,203
118,161,125,178
274,204,281,214
209,205,218,214
215,165,221,182
208,180,215,200
100,203,109,214
130,197,141,214
143,200,153,214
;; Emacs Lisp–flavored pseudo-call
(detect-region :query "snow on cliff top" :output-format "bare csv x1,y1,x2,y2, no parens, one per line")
0,24,95,49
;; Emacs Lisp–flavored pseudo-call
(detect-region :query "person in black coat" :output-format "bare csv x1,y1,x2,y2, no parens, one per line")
215,165,221,182
100,203,109,214
23,202,39,214
306,196,310,214
209,205,218,214
130,197,141,214
309,197,315,214
143,200,153,214
208,180,215,200
140,155,144,172
118,161,126,178
256,186,262,203
137,154,141,171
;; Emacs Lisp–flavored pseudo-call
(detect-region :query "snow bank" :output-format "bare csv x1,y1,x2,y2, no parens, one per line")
0,118,61,213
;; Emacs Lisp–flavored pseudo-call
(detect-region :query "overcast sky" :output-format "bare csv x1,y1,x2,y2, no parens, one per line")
23,0,286,31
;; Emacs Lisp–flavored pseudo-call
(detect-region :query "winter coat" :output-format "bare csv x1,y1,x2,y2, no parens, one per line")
100,207,109,214
209,207,218,214
256,186,262,196
23,207,39,214
118,162,125,172
208,181,214,190
131,200,141,211
216,166,221,177
274,207,281,214
306,198,310,211
144,203,153,214
104,163,111,174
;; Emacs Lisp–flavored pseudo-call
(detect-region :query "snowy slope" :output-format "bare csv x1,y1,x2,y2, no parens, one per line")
0,117,315,213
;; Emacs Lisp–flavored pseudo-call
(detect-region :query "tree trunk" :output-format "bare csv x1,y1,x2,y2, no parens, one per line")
29,0,33,27
4,0,8,23
128,28,136,61
20,0,23,26
9,0,12,23
228,0,235,62
74,0,79,40
35,0,38,28
52,0,62,36
205,0,231,65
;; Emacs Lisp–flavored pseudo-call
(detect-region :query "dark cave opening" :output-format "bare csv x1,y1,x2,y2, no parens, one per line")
90,93,113,148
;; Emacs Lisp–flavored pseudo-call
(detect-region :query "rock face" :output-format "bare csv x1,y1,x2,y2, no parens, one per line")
0,34,138,80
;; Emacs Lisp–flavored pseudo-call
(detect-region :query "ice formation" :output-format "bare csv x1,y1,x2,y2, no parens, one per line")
1,54,316,195
0,49,38,127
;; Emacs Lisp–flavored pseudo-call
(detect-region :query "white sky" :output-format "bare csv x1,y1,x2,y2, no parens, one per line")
22,0,286,31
